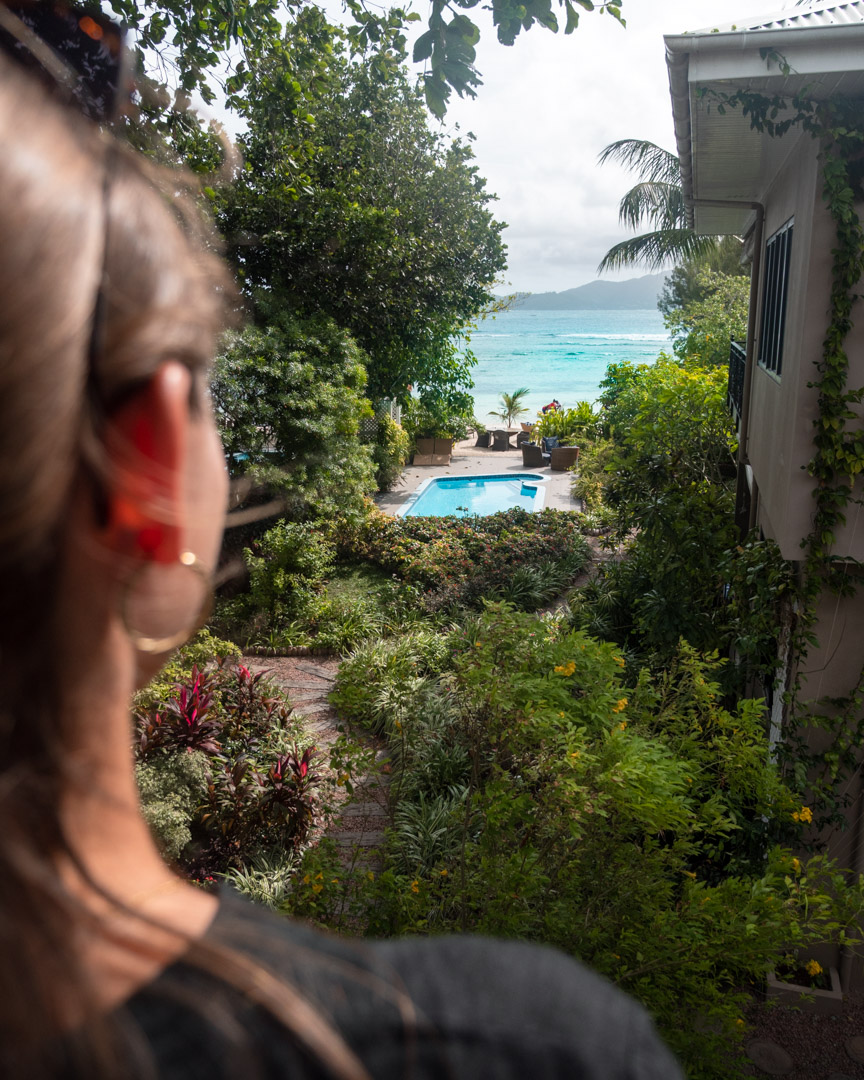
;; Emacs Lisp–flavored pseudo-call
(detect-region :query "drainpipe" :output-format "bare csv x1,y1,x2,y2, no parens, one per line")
688,199,765,532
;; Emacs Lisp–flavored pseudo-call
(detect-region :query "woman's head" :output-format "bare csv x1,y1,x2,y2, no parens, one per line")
0,52,233,1059
0,54,230,683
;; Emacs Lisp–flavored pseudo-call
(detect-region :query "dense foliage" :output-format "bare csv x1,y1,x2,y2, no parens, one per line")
665,270,750,367
215,25,506,406
211,312,375,520
291,604,864,1079
135,633,322,877
216,508,591,652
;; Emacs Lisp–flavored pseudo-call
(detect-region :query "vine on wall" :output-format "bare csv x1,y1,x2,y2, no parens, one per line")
699,85,864,826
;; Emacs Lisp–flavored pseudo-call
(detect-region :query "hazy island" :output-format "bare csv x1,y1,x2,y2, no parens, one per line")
502,272,668,311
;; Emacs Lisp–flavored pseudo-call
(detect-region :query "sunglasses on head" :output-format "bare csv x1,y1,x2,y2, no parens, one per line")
0,0,127,121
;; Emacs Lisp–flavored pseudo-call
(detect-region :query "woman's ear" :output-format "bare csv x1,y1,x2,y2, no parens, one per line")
101,362,192,564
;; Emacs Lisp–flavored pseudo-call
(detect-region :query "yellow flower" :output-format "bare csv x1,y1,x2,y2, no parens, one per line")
735,1018,745,1027
394,719,402,732
331,878,339,884
570,751,580,758
440,869,448,876
614,656,625,668
554,661,576,676
474,641,482,648
792,806,813,824
612,698,628,713
559,711,566,718
791,857,801,872
616,721,627,731
805,959,823,977
411,879,420,894
312,884,323,894
366,871,375,881
302,874,311,885
315,872,323,880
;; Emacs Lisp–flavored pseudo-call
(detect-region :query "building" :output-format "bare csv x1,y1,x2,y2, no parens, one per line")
665,1,864,982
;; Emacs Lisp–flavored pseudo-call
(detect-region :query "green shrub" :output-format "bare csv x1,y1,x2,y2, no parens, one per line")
531,401,600,444
372,414,410,492
211,312,376,522
245,520,335,622
136,751,210,862
570,437,614,512
135,659,319,876
316,604,864,1078
344,507,590,614
330,629,453,733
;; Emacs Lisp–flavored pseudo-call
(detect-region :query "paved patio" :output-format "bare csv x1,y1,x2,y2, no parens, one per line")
375,436,581,515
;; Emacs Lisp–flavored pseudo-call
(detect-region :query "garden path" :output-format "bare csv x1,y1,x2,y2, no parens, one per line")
246,655,390,873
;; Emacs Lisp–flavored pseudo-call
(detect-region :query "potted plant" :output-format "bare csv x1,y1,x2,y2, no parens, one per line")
473,418,490,448
403,395,473,457
766,956,843,1015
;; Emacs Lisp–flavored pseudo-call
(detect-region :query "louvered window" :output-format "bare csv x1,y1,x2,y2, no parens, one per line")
758,219,793,376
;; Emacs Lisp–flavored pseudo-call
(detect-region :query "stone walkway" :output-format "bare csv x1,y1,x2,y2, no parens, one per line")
247,655,390,871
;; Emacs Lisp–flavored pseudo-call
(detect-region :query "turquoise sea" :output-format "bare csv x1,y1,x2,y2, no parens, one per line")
467,308,671,422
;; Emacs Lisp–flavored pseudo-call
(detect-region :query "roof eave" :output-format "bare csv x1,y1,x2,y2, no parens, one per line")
666,23,864,232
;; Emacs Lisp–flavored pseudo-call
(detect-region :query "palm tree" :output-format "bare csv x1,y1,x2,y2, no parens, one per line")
597,140,723,273
489,387,531,426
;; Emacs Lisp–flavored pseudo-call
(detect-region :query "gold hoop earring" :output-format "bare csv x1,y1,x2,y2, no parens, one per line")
120,551,213,655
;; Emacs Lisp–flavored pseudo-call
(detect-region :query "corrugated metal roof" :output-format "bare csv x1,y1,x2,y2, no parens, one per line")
690,0,864,36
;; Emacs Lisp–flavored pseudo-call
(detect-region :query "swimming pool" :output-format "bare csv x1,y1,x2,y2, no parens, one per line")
397,473,549,518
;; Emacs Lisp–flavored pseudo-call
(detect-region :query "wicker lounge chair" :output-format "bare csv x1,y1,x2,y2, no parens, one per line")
549,446,579,471
521,442,549,467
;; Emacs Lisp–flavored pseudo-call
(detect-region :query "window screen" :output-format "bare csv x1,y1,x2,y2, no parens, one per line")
758,219,793,376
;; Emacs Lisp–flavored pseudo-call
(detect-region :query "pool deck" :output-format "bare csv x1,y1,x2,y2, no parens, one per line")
376,437,581,516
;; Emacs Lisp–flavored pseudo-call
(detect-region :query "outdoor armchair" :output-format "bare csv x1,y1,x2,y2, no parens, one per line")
521,442,550,467
549,446,579,471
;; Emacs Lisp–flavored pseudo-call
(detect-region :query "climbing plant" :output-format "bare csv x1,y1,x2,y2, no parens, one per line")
699,82,864,825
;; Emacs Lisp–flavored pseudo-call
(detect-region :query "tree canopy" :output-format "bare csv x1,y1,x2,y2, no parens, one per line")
108,0,624,119
214,18,507,404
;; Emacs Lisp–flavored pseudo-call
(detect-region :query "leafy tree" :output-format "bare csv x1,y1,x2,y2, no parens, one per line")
210,310,375,521
488,387,531,425
657,236,747,317
665,270,750,367
215,28,506,404
106,0,620,120
597,140,725,273
572,357,738,657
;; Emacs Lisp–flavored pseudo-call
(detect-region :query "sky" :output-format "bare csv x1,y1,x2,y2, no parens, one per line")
409,0,794,294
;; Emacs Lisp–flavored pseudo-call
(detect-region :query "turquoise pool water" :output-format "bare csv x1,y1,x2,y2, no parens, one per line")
398,473,548,518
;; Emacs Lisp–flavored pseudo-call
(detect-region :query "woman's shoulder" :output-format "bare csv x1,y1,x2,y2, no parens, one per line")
128,888,683,1080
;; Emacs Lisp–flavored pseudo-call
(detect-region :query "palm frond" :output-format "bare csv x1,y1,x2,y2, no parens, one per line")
597,230,723,274
597,140,681,186
617,181,687,232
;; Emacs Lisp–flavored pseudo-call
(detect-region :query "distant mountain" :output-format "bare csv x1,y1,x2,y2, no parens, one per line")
505,273,668,311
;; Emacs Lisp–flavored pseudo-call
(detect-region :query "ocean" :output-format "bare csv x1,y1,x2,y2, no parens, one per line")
465,308,671,423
